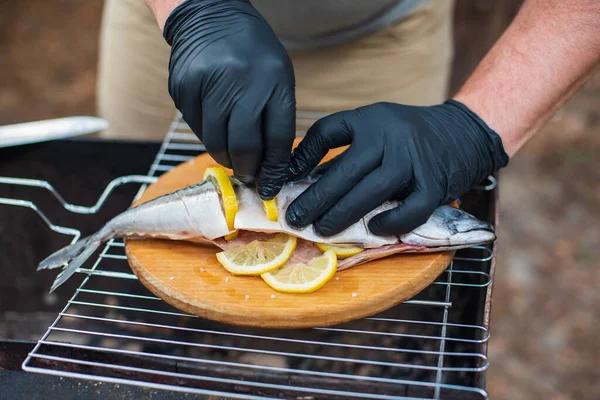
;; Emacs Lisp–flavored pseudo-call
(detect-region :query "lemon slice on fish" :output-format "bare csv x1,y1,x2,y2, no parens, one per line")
262,198,279,222
203,166,238,235
261,250,337,294
216,233,297,275
316,243,364,259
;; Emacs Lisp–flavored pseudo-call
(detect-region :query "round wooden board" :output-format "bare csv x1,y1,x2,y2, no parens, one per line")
125,145,454,329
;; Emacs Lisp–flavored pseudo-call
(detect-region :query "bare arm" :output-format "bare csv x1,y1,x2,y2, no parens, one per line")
143,0,186,30
454,0,600,157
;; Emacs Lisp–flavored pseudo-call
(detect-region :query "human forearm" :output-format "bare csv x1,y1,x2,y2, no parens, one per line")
144,0,186,30
454,0,600,157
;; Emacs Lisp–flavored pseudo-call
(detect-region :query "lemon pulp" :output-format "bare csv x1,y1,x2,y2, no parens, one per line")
216,233,297,275
261,250,337,293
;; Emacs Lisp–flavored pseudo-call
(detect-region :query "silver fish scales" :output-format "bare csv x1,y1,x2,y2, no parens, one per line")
39,177,495,292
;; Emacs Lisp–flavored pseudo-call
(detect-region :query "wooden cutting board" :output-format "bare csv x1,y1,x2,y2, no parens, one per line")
125,144,454,328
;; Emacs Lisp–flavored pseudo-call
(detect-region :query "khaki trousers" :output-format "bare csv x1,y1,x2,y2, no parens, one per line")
97,0,455,141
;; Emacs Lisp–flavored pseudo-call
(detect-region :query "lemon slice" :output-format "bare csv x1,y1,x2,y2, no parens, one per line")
203,167,238,232
316,243,364,259
216,233,297,275
261,250,337,293
262,198,279,222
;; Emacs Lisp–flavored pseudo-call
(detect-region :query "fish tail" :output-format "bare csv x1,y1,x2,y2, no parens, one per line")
39,228,112,292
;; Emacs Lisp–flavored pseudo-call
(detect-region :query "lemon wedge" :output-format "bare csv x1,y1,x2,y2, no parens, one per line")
203,166,238,233
216,233,297,275
262,198,279,222
261,250,337,293
316,243,364,259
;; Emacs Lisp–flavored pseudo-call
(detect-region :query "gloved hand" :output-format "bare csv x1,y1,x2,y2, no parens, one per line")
285,100,509,236
163,0,296,199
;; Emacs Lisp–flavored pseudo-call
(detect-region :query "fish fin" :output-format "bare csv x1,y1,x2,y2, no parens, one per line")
38,239,90,271
38,233,105,292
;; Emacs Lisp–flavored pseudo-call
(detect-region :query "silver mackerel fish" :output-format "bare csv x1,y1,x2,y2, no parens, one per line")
39,176,496,291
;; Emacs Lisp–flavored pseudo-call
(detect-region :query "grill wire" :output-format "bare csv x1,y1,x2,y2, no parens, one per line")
1,113,497,399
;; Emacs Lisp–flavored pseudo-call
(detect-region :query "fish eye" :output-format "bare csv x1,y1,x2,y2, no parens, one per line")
447,207,463,219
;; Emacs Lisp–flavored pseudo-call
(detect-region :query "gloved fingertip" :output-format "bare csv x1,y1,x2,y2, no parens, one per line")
258,189,276,201
313,220,335,237
286,152,312,181
234,173,255,185
286,162,301,181
367,201,434,237
367,212,415,237
366,216,387,237
257,177,284,200
285,205,305,229
208,150,233,170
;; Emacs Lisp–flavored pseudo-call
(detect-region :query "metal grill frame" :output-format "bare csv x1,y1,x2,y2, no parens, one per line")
0,112,498,399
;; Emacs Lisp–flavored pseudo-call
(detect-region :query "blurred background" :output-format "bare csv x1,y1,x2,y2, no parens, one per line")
0,1,598,399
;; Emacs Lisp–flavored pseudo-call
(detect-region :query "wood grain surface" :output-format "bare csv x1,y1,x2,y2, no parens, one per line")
125,144,454,328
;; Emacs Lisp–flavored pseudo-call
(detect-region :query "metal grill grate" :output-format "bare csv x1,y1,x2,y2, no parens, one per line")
2,113,498,399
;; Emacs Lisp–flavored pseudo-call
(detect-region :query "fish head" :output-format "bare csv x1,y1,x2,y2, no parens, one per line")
399,205,496,247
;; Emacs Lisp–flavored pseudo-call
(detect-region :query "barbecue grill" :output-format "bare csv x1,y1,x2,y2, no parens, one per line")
1,112,499,399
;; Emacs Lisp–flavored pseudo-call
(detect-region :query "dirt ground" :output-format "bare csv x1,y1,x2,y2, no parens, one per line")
1,1,598,399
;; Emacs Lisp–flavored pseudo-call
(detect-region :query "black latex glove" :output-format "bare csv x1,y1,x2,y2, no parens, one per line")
285,100,509,236
163,0,296,199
